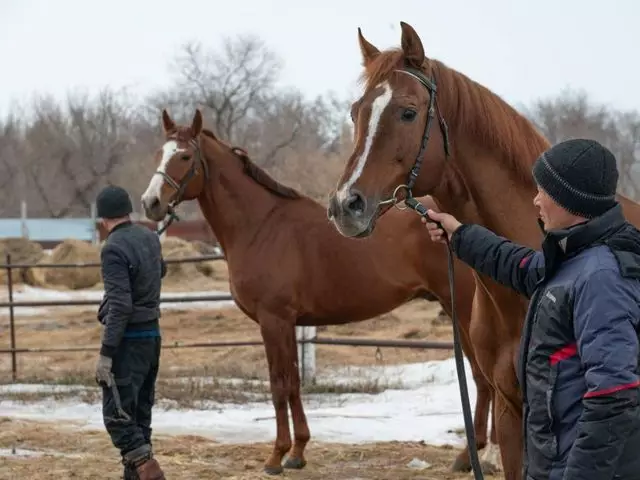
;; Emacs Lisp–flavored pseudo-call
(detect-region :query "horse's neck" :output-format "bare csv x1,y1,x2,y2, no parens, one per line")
196,154,279,255
618,195,640,227
434,141,543,249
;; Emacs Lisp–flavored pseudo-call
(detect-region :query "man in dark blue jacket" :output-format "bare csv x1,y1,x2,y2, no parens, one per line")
424,139,640,480
95,185,167,480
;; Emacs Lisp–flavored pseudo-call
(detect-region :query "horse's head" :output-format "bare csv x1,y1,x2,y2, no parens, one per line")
328,21,450,238
141,109,209,222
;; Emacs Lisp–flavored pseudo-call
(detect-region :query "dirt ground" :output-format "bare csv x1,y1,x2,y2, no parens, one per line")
0,285,453,390
0,417,503,480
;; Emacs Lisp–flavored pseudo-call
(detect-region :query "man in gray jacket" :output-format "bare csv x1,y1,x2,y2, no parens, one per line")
95,185,166,480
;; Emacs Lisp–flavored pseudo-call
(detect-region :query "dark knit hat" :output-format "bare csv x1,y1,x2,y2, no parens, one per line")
532,138,618,218
96,185,133,219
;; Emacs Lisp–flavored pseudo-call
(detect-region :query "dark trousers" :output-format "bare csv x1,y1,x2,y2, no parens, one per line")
102,336,161,457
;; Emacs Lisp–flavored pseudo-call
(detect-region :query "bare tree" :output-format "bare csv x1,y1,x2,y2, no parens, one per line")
0,33,353,219
524,89,640,200
18,88,138,217
166,35,282,141
0,115,24,216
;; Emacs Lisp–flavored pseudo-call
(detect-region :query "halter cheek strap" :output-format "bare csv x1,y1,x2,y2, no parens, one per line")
378,66,450,208
154,136,209,235
153,137,209,206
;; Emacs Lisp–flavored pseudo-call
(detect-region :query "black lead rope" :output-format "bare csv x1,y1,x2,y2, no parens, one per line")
404,196,485,480
156,205,180,236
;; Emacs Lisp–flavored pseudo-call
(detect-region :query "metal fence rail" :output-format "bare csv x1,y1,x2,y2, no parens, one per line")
1,251,454,382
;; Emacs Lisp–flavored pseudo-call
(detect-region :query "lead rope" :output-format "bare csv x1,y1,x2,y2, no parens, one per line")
156,205,180,236
404,196,485,480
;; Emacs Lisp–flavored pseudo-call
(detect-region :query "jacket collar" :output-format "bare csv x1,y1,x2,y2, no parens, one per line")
542,203,625,256
107,220,132,238
536,203,625,280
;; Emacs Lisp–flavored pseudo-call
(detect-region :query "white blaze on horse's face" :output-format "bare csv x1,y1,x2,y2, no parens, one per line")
336,81,393,203
141,140,188,205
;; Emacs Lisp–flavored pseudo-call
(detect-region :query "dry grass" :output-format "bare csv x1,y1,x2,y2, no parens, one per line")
0,417,503,480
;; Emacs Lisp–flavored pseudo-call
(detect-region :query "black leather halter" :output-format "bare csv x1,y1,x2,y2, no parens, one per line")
379,67,450,207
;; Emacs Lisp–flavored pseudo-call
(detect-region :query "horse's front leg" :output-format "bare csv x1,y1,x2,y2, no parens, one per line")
259,312,294,475
283,324,310,469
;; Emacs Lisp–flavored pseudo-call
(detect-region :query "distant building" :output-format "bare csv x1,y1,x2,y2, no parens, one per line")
0,217,219,249
0,218,95,248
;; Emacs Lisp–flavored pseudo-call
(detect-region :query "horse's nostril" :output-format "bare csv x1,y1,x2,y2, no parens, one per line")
346,192,365,215
150,198,160,210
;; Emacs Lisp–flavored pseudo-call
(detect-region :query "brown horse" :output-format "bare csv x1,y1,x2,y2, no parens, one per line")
140,109,496,475
327,21,640,480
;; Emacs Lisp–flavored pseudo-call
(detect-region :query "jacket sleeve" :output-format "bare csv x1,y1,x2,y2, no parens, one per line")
563,268,640,480
99,244,133,358
450,224,542,298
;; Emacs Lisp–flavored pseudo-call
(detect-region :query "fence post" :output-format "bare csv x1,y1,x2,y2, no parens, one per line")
296,326,316,386
6,254,17,382
20,201,28,238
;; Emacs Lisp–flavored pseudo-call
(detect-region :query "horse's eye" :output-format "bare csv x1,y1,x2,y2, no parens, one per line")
181,154,190,161
401,109,417,122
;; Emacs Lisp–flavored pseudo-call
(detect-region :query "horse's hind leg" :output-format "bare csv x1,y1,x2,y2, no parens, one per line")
260,314,295,475
283,327,310,470
492,344,523,480
478,389,502,475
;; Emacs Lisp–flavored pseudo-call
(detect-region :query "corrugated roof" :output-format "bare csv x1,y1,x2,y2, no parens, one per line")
0,219,95,241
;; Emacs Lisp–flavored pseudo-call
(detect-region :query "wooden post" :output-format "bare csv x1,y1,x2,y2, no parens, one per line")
296,326,317,386
6,254,17,382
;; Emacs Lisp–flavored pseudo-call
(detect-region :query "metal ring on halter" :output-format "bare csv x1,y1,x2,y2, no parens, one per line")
391,184,412,210
378,184,412,208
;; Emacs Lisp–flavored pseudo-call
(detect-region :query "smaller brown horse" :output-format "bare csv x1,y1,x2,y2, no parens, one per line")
140,109,496,475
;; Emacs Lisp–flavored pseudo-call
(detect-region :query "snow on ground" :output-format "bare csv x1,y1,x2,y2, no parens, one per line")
0,357,481,446
0,447,83,459
0,285,236,317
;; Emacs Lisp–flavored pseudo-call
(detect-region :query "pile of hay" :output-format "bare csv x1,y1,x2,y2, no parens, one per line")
189,240,227,281
160,237,228,284
26,239,101,290
0,238,45,285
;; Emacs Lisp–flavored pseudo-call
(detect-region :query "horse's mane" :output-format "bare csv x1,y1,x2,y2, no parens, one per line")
360,49,551,185
201,129,301,200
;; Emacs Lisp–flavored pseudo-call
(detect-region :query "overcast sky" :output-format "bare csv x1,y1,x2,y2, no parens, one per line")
1,0,638,119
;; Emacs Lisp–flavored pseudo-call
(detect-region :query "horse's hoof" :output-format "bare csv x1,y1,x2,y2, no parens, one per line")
283,456,307,469
263,465,284,475
480,461,500,476
450,455,471,473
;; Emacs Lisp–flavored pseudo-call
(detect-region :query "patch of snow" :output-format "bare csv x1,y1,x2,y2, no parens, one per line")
0,357,482,447
0,448,44,457
0,447,83,458
0,285,236,317
407,458,432,470
0,384,92,394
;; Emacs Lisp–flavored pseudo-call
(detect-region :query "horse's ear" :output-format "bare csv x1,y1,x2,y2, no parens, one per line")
399,21,425,69
357,27,380,66
161,109,175,134
191,109,203,136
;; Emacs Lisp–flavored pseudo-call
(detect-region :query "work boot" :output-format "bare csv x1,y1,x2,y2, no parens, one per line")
135,458,165,480
123,444,165,480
